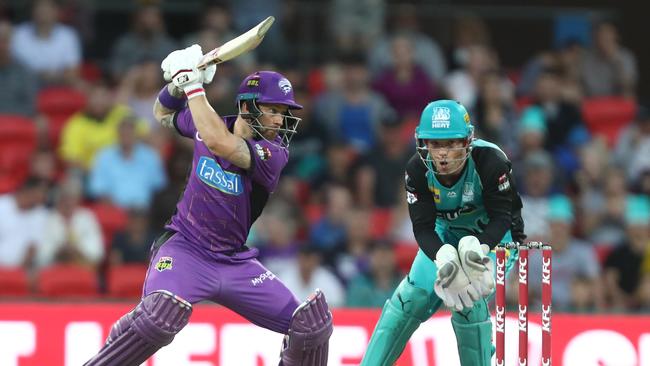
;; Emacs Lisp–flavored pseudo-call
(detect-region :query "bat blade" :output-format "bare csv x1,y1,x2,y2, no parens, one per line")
197,16,275,70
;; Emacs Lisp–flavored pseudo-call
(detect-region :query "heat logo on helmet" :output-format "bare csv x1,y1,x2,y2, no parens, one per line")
431,107,451,128
247,78,260,87
278,78,292,95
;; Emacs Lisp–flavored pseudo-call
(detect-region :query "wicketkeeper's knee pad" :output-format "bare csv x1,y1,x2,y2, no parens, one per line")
451,299,492,366
84,290,192,366
280,289,333,366
360,278,434,366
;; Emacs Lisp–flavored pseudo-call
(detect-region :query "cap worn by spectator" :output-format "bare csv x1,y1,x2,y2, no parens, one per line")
625,195,650,226
548,195,574,222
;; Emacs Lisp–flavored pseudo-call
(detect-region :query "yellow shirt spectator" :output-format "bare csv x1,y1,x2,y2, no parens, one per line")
59,104,148,170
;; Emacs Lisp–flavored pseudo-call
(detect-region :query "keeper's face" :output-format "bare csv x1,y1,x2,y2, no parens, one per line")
424,138,468,175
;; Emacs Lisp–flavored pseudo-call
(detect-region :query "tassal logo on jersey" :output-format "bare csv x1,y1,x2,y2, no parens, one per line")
497,173,511,192
197,156,243,195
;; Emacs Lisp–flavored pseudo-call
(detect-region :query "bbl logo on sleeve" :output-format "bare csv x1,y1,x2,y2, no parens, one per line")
431,107,451,129
155,257,173,272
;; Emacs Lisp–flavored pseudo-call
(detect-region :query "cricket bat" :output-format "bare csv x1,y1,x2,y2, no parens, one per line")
196,16,275,70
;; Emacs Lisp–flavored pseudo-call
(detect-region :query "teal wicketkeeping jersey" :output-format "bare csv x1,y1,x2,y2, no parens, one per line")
425,139,513,245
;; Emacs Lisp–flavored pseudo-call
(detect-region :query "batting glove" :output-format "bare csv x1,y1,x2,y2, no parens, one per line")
161,44,217,99
434,244,481,311
458,236,495,298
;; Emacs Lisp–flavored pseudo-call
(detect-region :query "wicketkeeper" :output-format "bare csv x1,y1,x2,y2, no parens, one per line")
84,44,333,366
361,100,526,365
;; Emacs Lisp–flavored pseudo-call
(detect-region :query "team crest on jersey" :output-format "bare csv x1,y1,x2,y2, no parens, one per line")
278,78,292,95
431,107,451,129
498,173,511,192
462,182,474,202
155,257,173,272
255,143,272,161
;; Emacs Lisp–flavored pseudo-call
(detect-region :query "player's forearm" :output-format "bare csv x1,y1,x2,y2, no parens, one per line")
154,84,187,128
414,229,443,262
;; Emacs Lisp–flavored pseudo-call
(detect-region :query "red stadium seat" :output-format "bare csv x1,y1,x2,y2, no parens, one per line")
581,97,636,147
88,202,128,245
394,241,418,274
37,264,99,298
370,208,393,239
306,204,324,224
0,116,38,193
0,268,30,296
36,87,87,147
107,264,148,299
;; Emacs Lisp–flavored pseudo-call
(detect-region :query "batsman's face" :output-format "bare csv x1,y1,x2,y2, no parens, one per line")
425,138,467,174
258,103,289,139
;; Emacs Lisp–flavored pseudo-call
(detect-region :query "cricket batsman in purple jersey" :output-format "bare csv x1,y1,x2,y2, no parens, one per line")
84,44,333,366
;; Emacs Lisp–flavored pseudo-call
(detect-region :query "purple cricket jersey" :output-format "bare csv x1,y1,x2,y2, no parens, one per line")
165,110,288,252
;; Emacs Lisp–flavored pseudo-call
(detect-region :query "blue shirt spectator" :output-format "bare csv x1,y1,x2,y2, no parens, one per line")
89,118,166,209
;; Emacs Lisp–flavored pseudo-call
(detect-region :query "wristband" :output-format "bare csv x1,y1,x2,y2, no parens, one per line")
184,85,206,99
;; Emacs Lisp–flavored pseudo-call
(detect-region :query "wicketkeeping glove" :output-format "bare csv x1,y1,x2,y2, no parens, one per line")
458,235,495,298
434,244,481,311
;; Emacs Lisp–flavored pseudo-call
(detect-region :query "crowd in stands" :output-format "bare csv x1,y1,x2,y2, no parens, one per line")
0,0,649,313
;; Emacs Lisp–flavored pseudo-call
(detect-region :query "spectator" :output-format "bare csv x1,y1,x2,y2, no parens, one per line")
368,3,446,83
346,240,401,307
10,0,81,86
181,2,255,74
309,183,352,258
110,209,156,265
116,59,165,129
356,116,411,208
256,199,302,275
515,106,547,161
603,196,650,310
312,52,394,153
614,105,650,184
443,44,507,112
527,195,602,312
0,177,49,270
59,80,147,172
527,68,585,155
518,151,556,241
329,0,385,53
109,3,177,81
37,176,103,269
277,245,346,307
88,115,166,209
473,70,518,155
0,21,38,116
449,16,491,70
577,143,628,245
335,208,373,282
371,34,438,121
580,21,637,98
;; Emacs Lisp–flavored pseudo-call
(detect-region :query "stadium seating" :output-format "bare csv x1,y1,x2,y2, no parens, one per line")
0,116,38,193
107,264,147,299
36,87,87,148
87,202,128,245
37,264,99,298
394,241,418,274
0,268,30,296
581,97,636,147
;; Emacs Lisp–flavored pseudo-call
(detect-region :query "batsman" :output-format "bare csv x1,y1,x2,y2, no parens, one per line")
85,44,332,365
361,100,526,365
